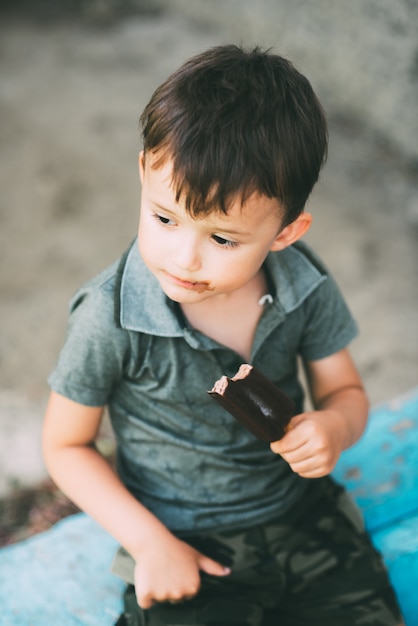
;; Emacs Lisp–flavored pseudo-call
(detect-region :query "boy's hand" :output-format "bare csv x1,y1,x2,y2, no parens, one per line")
134,533,230,609
272,349,370,477
270,409,346,478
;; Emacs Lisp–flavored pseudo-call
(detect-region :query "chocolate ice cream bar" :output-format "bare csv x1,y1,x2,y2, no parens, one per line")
208,364,295,442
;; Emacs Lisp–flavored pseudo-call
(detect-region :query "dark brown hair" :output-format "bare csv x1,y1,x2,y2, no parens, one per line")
140,45,328,225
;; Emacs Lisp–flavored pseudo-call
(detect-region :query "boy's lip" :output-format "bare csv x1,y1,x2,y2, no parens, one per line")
163,271,213,292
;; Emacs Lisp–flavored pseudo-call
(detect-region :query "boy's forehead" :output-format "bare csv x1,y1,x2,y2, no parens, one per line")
143,150,172,182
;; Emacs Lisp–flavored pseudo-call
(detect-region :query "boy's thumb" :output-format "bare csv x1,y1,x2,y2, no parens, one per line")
198,554,231,577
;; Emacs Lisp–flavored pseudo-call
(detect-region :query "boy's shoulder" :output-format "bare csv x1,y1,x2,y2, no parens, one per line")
69,238,138,318
67,245,134,339
69,258,121,317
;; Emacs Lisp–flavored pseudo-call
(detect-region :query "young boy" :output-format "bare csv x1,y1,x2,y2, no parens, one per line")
43,45,403,625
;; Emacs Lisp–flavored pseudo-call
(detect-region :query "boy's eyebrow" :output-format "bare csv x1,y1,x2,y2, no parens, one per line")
211,225,250,237
151,200,176,214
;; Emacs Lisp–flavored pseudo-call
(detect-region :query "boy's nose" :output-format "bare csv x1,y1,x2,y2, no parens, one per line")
173,234,201,272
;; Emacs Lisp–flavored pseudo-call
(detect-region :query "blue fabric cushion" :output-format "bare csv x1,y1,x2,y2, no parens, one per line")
333,387,418,532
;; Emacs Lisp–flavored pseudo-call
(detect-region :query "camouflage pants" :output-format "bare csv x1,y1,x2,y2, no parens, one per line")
114,477,403,626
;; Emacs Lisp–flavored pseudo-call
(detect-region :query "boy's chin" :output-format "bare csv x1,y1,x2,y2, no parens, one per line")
162,289,210,305
159,283,214,305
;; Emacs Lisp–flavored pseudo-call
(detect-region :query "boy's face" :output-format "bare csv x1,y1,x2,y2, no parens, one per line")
137,152,310,305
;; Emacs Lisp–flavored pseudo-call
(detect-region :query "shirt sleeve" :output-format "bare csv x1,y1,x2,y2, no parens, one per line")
298,272,358,362
48,281,130,407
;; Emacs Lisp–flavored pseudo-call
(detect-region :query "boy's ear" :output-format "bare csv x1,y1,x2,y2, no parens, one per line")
138,151,145,183
270,212,312,251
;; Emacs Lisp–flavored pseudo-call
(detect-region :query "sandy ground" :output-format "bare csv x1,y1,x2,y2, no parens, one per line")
1,8,417,497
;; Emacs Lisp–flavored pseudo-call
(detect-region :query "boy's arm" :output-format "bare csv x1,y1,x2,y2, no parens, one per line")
42,391,229,608
270,348,369,477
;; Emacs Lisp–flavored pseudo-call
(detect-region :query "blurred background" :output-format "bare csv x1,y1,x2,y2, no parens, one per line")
1,0,417,532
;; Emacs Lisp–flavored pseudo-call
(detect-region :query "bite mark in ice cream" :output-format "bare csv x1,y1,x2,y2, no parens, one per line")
208,364,295,442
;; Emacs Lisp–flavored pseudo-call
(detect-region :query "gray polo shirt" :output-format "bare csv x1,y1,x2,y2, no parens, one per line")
49,240,358,534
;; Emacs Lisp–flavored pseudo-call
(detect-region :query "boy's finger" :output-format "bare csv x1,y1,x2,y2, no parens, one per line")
198,555,231,577
271,429,303,455
271,414,312,453
137,593,154,609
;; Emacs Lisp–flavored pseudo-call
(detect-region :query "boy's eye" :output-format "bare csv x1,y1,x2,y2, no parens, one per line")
155,213,175,226
212,234,239,248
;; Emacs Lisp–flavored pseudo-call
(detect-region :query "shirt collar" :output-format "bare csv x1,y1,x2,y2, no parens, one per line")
264,241,327,314
118,239,326,335
119,241,184,336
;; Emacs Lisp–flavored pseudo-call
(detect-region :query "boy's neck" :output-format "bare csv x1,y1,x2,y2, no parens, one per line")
180,268,270,361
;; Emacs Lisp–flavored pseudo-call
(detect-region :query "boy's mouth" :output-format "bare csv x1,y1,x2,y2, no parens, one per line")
163,271,214,292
